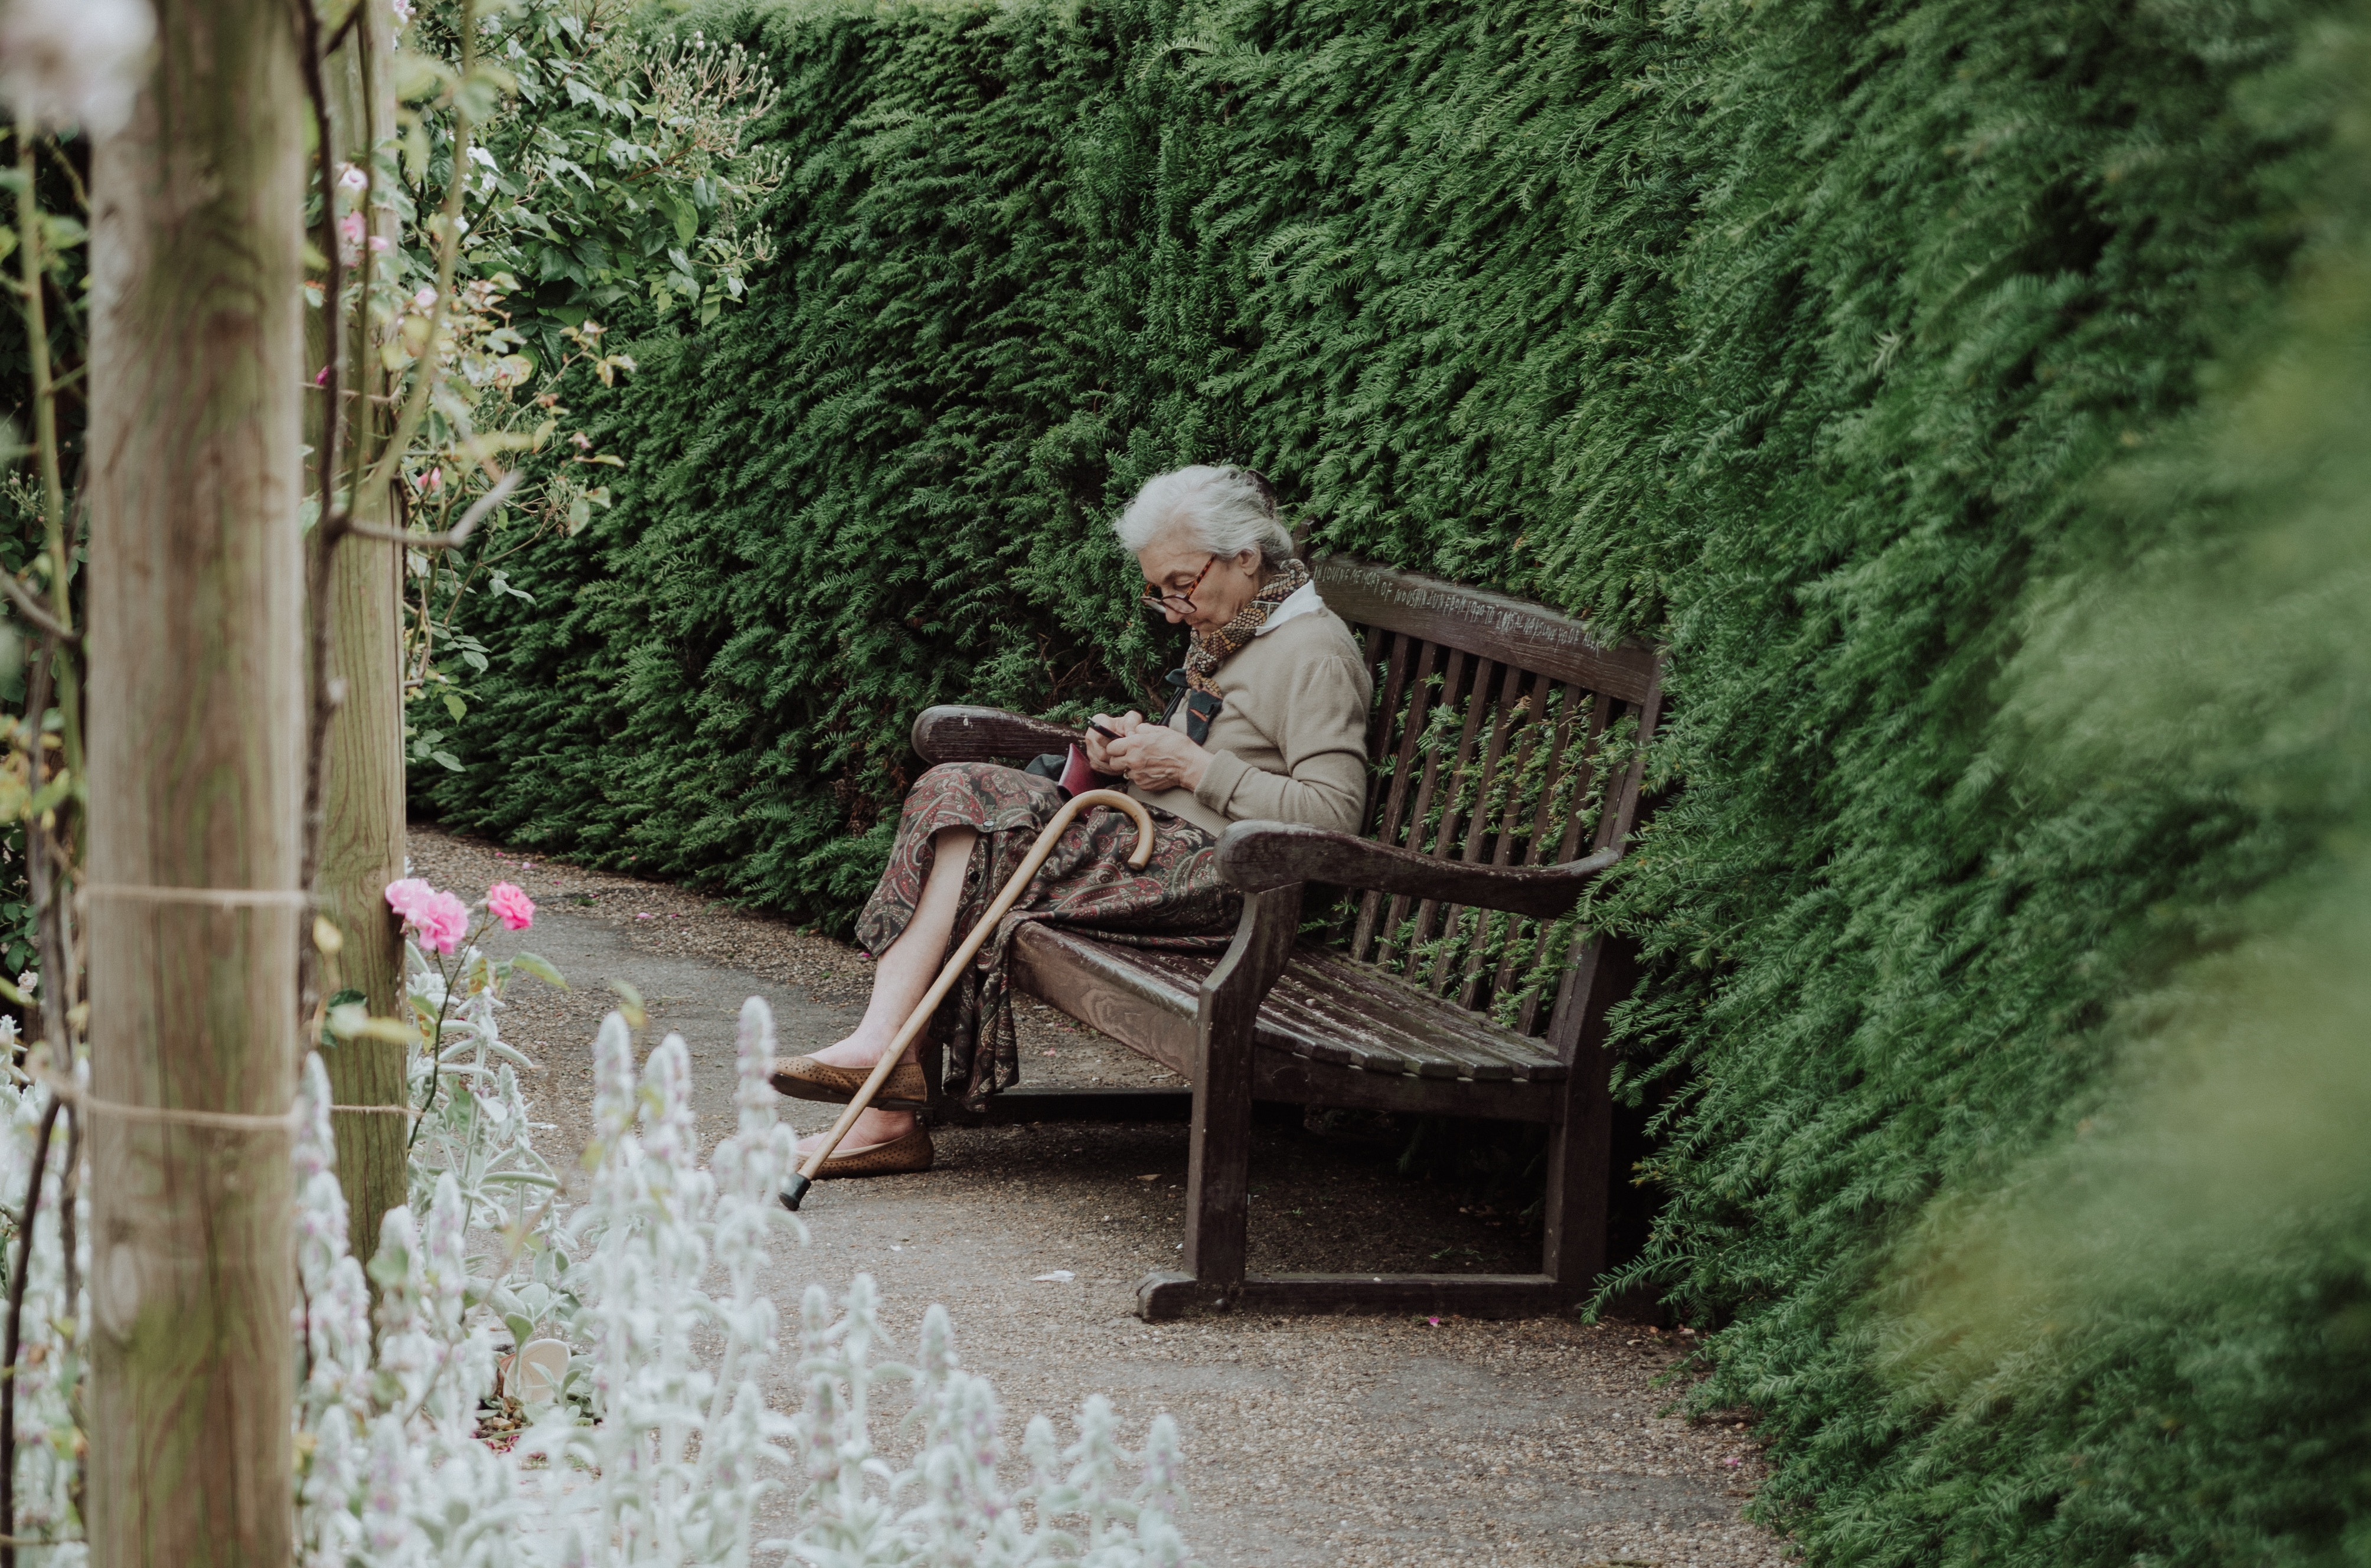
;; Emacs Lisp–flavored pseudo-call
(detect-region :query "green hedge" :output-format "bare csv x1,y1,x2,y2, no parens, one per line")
424,0,2371,1559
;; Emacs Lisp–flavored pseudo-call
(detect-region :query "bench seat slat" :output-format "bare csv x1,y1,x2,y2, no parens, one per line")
1008,924,1563,1089
1073,927,1570,1084
1103,946,1418,1076
1100,946,1429,1077
1269,957,1549,1082
1080,940,1557,1083
1262,966,1499,1079
1303,956,1569,1081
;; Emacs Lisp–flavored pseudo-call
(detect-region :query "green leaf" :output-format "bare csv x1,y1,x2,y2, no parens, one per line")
319,988,367,1049
327,1004,419,1046
443,692,468,722
391,49,446,103
430,750,465,772
456,62,517,122
606,978,645,1030
27,772,71,816
508,952,570,991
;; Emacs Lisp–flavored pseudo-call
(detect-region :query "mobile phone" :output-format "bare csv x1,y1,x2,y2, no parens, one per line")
1086,720,1124,742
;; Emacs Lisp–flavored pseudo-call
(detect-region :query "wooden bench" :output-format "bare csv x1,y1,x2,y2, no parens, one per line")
909,555,1664,1321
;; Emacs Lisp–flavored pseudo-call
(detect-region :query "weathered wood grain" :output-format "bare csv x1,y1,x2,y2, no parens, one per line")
86,2,307,1553
1215,821,1619,917
1314,556,1658,704
911,704,1080,766
1010,924,1201,1075
1253,1057,1557,1122
1186,886,1302,1290
1539,935,1635,1289
313,1,410,1267
1010,923,1568,1088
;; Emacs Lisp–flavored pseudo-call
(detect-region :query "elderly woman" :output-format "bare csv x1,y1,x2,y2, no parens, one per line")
770,465,1373,1175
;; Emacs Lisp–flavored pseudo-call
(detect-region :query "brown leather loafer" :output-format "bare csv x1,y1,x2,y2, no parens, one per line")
770,1054,930,1108
812,1125,934,1179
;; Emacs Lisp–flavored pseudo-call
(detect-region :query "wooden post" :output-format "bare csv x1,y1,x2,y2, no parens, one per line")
308,0,412,1261
83,0,305,1554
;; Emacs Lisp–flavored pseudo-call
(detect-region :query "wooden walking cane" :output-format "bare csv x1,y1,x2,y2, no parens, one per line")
781,788,1157,1211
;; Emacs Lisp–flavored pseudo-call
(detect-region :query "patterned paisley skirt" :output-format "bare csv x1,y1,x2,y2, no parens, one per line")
855,762,1240,1105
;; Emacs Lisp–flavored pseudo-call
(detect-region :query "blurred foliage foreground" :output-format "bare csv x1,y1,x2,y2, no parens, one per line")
414,0,2371,1560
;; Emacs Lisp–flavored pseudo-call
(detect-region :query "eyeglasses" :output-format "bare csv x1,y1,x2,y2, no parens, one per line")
1139,554,1219,615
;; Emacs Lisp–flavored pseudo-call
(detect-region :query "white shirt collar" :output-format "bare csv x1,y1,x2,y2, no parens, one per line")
1253,579,1324,636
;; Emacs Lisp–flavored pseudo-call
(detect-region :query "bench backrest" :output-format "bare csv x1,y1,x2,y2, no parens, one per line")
1312,556,1665,1043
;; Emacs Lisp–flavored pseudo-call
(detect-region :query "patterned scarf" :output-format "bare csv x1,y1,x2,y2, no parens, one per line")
1184,557,1313,695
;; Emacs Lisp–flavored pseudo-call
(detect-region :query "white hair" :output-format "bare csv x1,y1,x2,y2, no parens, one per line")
1112,465,1296,569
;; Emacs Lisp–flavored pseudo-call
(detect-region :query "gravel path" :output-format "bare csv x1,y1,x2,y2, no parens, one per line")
412,825,1787,1567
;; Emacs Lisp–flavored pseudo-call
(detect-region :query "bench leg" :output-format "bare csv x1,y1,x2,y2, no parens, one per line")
1137,884,1300,1321
1136,1043,1252,1321
1539,933,1635,1303
1180,1014,1253,1293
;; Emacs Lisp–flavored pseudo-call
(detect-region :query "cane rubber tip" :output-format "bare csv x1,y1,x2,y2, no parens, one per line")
780,1175,811,1212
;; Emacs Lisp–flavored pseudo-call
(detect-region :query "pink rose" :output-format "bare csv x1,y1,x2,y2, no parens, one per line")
410,891,471,955
385,877,436,923
386,877,469,954
486,881,534,932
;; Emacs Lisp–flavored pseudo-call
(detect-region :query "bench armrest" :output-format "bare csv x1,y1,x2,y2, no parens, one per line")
1213,820,1621,919
911,704,1080,766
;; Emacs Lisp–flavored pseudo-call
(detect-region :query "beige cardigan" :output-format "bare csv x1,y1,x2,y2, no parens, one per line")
1129,606,1372,838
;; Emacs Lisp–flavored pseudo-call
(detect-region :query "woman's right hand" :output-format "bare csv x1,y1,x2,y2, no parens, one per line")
1083,711,1144,772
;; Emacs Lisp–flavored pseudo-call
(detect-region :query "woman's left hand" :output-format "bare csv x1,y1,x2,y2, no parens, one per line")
1106,722,1210,795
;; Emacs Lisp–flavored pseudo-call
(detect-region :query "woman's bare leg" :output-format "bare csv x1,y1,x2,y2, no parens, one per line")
799,826,977,1150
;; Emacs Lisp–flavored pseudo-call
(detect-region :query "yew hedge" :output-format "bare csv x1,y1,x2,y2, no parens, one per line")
420,0,2371,1559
